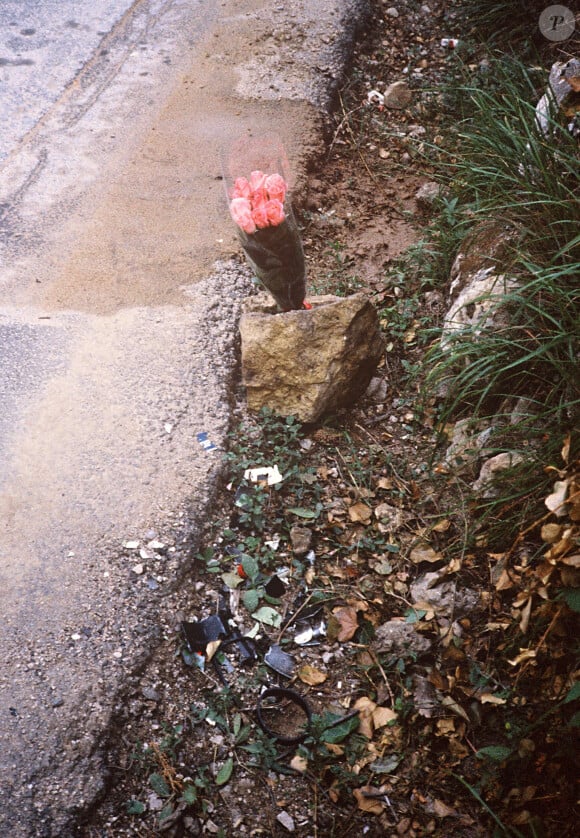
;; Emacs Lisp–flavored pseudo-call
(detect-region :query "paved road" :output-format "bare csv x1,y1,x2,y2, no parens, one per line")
0,0,370,834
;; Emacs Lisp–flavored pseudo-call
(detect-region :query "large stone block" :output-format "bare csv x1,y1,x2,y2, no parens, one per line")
240,293,384,422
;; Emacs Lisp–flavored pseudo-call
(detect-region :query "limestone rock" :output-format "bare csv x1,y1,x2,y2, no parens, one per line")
473,452,525,498
382,80,413,110
415,180,441,210
240,293,384,423
410,572,479,617
371,620,431,659
441,269,519,349
535,58,580,138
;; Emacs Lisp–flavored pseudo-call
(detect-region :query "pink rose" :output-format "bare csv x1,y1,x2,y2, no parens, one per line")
252,203,269,229
251,186,268,209
265,199,285,226
265,173,287,203
232,177,251,200
230,197,256,234
249,170,267,192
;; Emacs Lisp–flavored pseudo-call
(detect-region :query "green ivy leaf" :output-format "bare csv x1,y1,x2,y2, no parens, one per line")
243,588,261,613
321,714,360,743
557,588,580,613
241,555,260,583
221,571,243,589
149,772,171,798
181,784,198,805
215,756,234,786
476,746,512,762
563,682,580,704
126,799,146,815
287,507,318,519
252,606,282,628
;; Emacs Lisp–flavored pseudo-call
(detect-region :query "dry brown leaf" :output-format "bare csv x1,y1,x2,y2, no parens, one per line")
324,743,345,756
562,553,580,567
508,648,537,667
432,518,451,533
440,695,470,722
479,693,507,705
436,718,456,735
410,544,443,564
332,605,359,642
372,706,398,729
433,799,458,818
354,696,376,739
541,523,563,543
298,664,328,686
346,598,369,612
495,568,516,591
205,640,222,662
545,479,569,517
353,787,386,815
348,502,372,524
376,476,394,490
561,434,571,464
519,596,533,634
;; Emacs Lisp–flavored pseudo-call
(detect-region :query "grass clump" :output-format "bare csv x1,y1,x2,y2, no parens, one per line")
422,53,579,531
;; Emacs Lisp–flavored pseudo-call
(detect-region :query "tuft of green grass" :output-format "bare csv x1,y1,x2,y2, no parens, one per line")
420,54,579,536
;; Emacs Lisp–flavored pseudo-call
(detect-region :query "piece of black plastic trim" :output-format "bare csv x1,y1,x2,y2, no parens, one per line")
256,687,312,745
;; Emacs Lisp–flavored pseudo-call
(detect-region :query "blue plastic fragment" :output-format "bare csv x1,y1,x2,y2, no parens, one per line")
197,431,217,451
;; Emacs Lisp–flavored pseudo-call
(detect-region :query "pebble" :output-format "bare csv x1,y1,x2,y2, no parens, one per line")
385,7,399,18
277,811,295,832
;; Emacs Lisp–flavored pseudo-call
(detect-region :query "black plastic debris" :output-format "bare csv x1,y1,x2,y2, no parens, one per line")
220,630,258,666
182,615,227,652
264,574,286,598
264,643,295,678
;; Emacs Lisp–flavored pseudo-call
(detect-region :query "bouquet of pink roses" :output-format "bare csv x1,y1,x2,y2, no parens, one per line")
229,170,307,312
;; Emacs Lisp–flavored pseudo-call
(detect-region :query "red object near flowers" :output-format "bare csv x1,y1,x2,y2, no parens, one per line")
229,171,308,312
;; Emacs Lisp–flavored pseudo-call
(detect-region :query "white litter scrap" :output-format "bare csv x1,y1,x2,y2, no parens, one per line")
367,89,385,106
244,465,283,485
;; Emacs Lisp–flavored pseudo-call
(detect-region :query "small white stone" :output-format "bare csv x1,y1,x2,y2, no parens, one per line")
276,811,295,832
132,563,144,575
124,540,140,550
147,540,166,551
385,6,399,18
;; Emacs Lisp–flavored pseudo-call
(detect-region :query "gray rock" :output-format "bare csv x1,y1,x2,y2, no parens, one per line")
382,80,413,110
240,293,384,422
473,452,525,498
371,620,431,658
441,270,519,349
410,572,479,616
415,180,441,210
277,811,295,832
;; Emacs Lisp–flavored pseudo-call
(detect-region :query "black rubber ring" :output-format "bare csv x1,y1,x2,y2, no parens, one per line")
256,687,312,745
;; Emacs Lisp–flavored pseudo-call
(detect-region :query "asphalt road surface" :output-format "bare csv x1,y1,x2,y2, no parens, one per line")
0,1,370,834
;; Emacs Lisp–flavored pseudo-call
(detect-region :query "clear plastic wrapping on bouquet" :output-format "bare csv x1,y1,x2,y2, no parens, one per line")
223,138,307,311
